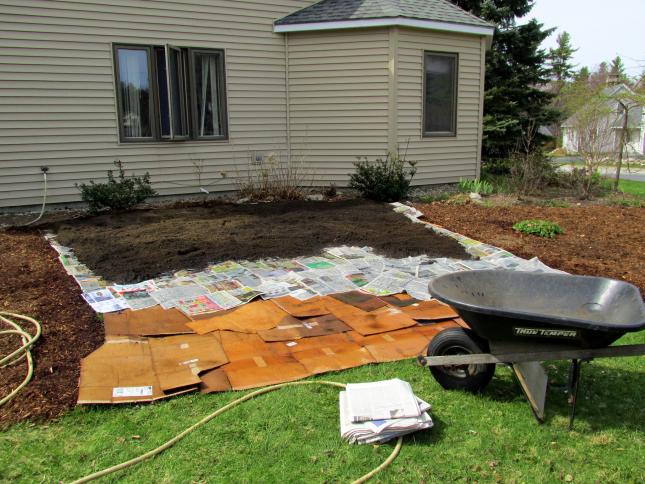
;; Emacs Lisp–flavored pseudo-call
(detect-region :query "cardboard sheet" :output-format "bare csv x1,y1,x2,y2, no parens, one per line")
380,294,422,308
283,333,352,353
257,314,352,342
223,355,311,390
199,368,232,393
414,320,461,339
77,338,195,404
331,291,387,312
186,300,292,334
149,334,228,392
360,328,431,362
292,342,375,374
324,298,418,336
400,300,459,321
218,330,291,361
271,296,330,317
104,306,193,337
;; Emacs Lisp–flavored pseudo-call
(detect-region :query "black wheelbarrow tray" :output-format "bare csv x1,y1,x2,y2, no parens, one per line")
417,271,645,428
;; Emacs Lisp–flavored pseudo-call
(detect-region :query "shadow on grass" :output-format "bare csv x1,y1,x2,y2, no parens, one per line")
471,362,645,432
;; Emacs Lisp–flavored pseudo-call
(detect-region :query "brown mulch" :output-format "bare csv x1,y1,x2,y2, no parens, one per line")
0,230,102,427
416,203,645,293
46,199,470,283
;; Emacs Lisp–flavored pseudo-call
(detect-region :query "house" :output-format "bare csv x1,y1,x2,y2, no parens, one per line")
562,83,645,158
0,0,494,209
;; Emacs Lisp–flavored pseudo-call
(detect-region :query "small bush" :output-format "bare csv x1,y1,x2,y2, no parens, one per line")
458,178,494,195
513,219,564,238
237,152,312,200
540,199,571,208
76,160,156,213
324,183,338,198
349,152,417,202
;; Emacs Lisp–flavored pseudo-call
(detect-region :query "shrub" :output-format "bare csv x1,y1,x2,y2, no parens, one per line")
349,152,417,202
458,178,494,195
237,152,311,200
512,219,564,238
76,160,156,213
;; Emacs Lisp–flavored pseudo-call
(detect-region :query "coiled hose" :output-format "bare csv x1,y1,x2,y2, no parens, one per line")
0,312,41,407
71,380,403,484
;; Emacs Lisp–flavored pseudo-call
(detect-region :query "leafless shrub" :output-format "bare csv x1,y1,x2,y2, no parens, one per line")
235,151,314,200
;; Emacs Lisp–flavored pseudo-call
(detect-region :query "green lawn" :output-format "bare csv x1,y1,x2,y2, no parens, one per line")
2,331,644,483
618,179,645,198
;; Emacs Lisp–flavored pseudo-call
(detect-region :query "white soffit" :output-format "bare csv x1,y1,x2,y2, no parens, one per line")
274,17,495,36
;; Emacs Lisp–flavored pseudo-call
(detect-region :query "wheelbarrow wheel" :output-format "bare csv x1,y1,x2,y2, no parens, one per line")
427,327,495,393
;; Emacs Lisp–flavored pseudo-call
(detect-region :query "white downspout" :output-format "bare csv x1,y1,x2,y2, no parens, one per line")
284,32,291,163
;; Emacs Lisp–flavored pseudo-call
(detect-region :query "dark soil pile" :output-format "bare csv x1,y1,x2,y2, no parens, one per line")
49,200,470,283
416,203,645,294
0,230,103,427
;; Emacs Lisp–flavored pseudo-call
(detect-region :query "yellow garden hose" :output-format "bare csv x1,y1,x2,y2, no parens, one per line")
0,312,41,407
71,380,404,484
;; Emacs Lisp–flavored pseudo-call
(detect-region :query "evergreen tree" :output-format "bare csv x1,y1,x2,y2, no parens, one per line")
449,0,559,158
548,31,577,81
590,62,609,88
575,66,590,83
609,55,628,82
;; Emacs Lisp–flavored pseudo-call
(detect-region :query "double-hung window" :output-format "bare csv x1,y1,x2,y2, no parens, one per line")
114,44,227,142
423,52,458,137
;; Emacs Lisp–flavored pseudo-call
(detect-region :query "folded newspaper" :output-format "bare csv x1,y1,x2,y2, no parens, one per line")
340,379,433,444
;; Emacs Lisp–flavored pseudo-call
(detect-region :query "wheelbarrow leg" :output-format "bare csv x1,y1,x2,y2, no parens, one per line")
512,361,548,423
567,359,582,430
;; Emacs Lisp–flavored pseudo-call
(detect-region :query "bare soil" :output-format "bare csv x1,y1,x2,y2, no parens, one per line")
416,202,645,294
47,199,470,283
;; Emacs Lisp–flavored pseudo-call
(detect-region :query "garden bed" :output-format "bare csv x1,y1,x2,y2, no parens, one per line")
47,199,469,283
416,202,644,293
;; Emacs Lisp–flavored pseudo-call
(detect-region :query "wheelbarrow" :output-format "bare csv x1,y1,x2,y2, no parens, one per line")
417,271,645,428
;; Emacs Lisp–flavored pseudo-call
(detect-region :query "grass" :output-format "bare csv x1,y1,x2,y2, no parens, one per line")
618,179,645,198
1,332,644,483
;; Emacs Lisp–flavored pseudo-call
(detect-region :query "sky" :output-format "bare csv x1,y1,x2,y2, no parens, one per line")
521,0,645,77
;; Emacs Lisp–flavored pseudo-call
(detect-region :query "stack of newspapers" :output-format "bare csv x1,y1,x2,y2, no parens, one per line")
339,378,433,444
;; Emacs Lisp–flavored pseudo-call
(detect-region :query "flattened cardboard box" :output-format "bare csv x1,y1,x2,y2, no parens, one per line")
400,300,458,321
291,342,375,374
223,355,311,390
257,314,352,342
271,296,330,317
78,338,194,404
187,300,292,334
323,298,417,336
360,328,432,362
149,334,228,392
104,306,192,337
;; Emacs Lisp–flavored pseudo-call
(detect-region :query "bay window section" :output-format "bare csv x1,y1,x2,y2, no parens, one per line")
113,44,227,142
191,50,226,139
115,46,154,140
423,52,458,137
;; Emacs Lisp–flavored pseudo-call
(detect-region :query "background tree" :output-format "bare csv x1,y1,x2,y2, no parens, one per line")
449,0,559,158
575,66,590,83
548,31,577,82
589,62,609,88
609,56,628,82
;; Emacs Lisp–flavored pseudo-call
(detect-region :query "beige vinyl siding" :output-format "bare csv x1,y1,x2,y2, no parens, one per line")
396,28,485,185
287,29,390,185
0,0,314,207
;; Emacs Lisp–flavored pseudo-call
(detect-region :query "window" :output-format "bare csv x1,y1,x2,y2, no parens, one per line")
114,44,227,142
423,52,458,137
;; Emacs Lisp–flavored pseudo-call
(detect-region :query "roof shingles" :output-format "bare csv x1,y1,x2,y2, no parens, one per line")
275,0,493,28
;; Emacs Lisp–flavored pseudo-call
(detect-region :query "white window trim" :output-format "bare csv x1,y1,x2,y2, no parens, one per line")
274,17,494,37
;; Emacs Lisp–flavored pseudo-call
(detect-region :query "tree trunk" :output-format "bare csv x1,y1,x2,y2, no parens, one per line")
614,102,628,191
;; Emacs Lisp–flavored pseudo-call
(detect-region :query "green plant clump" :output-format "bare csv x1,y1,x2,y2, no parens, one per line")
458,178,494,195
349,152,417,202
76,160,156,213
513,219,564,238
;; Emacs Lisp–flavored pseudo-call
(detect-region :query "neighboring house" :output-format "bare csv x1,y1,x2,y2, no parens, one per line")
562,83,645,158
0,0,493,208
